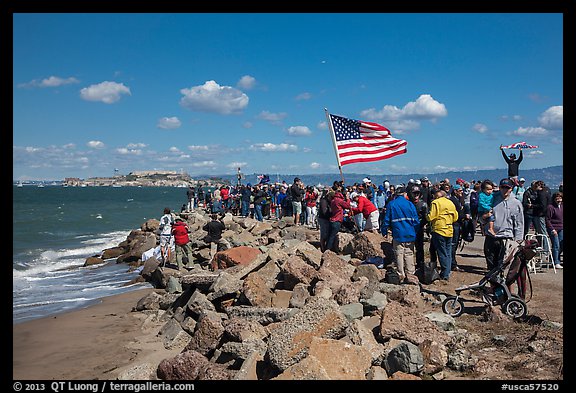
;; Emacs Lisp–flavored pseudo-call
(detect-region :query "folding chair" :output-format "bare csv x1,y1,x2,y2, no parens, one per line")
525,233,556,274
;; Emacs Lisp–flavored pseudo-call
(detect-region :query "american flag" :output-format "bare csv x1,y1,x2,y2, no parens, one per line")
329,114,407,166
501,141,539,149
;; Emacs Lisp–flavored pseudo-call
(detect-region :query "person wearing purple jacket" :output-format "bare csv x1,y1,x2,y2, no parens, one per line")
545,192,563,269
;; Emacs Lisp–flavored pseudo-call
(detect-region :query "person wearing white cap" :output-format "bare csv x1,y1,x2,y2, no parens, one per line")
512,178,527,202
351,191,380,232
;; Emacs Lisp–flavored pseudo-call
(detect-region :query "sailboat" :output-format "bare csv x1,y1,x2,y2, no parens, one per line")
17,181,23,188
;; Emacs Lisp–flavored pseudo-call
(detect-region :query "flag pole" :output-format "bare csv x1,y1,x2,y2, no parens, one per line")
325,108,345,185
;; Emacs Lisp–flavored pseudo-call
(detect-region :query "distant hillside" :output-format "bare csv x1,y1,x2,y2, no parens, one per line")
206,165,563,191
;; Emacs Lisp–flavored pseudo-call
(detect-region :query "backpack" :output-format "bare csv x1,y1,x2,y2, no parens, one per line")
385,267,401,285
417,260,440,285
461,218,475,243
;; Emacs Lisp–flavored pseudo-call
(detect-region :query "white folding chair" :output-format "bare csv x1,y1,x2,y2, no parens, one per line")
525,233,556,274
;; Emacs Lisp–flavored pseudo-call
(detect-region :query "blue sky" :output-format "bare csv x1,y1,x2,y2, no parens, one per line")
13,13,563,181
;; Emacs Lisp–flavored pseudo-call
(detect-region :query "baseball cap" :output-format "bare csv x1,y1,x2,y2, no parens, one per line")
395,186,405,195
499,178,514,188
362,177,371,183
421,177,429,182
350,192,359,199
453,184,462,190
519,178,526,182
415,179,421,185
411,186,421,193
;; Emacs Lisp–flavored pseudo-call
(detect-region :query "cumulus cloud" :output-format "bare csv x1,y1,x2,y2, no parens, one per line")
295,92,312,100
19,76,79,88
360,94,447,122
190,160,216,167
286,126,312,136
80,81,131,104
157,117,182,129
180,80,249,115
127,143,146,149
87,141,105,149
317,121,327,130
257,110,288,123
472,123,488,133
512,126,549,137
187,145,210,151
237,75,256,90
538,106,563,130
310,162,321,169
250,143,298,152
227,162,247,169
116,147,143,155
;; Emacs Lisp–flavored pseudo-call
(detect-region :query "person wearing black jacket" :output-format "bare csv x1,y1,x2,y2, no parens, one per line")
522,181,543,238
449,185,466,272
290,177,306,225
501,147,523,184
203,214,229,269
317,189,334,252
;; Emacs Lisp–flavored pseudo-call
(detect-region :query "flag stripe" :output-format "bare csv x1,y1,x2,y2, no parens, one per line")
340,148,407,165
329,113,407,166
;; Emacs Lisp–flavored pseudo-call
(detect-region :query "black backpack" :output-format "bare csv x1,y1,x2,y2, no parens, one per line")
461,218,475,243
417,260,440,285
385,267,401,285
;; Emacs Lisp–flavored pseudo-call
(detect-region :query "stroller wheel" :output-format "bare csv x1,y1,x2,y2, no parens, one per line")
442,296,465,317
502,297,527,319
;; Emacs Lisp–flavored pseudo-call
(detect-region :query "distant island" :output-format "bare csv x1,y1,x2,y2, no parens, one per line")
14,165,563,190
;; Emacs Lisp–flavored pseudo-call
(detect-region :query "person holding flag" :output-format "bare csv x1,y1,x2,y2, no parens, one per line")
500,142,537,185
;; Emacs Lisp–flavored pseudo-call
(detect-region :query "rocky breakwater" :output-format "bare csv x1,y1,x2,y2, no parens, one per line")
89,212,486,380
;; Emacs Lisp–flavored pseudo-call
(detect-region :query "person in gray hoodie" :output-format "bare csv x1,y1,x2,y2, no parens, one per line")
483,178,525,271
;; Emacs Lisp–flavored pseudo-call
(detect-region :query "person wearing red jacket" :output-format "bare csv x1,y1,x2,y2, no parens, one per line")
220,186,230,210
326,191,351,251
171,217,194,270
351,193,380,232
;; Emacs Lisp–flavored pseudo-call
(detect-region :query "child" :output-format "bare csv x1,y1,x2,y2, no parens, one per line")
478,180,496,236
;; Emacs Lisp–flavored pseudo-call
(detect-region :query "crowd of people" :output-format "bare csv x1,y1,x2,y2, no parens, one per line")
167,171,562,281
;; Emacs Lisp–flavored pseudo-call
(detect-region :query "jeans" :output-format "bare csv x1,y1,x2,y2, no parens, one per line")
254,204,263,221
432,232,452,279
326,221,342,251
241,200,250,217
483,236,514,271
547,228,563,265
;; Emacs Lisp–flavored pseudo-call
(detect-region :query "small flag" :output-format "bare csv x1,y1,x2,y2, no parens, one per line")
257,174,270,184
328,114,407,166
501,141,539,149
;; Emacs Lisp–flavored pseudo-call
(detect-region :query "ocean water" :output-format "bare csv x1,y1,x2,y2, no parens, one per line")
12,185,192,324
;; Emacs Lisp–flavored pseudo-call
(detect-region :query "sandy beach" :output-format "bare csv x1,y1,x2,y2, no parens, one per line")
13,287,179,381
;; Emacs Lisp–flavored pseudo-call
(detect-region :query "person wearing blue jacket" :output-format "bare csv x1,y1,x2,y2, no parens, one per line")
381,186,420,283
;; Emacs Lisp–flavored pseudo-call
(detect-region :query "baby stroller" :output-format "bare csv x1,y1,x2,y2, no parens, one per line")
442,239,538,319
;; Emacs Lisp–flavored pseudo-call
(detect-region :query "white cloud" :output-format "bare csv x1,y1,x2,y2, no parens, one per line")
227,162,247,169
19,76,79,88
317,121,327,130
63,143,76,149
286,126,312,136
257,110,288,123
243,121,253,129
237,75,256,90
169,147,181,153
116,147,142,155
180,80,249,115
187,145,210,151
512,126,549,137
80,81,131,104
472,123,488,133
127,143,147,149
512,115,522,121
360,94,447,122
538,106,563,130
157,117,182,129
190,160,216,167
310,162,321,169
87,141,105,149
250,143,298,152
295,92,312,100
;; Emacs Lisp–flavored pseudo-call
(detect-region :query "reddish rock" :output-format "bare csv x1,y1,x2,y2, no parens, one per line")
212,246,261,270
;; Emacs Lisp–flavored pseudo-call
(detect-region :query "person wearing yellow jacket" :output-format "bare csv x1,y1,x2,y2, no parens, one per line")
427,189,458,281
